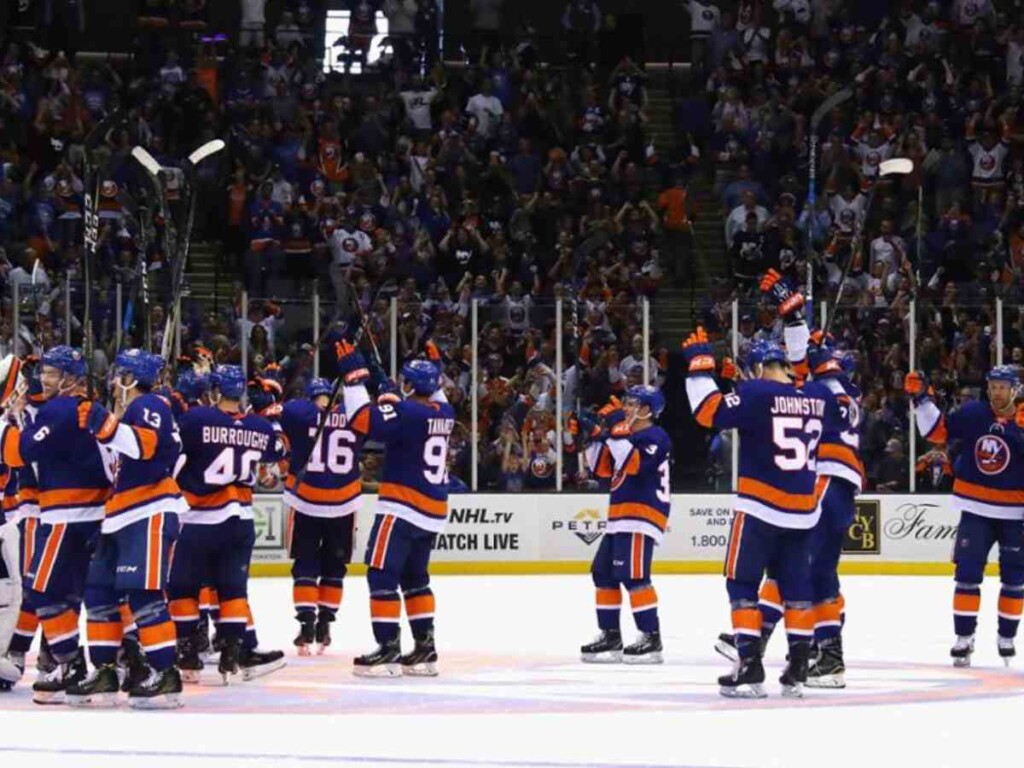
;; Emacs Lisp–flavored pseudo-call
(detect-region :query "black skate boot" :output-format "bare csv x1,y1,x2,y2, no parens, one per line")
623,631,664,664
951,635,974,668
294,616,316,656
193,616,212,659
400,631,438,677
780,642,811,698
315,614,333,655
580,629,623,663
718,655,767,699
353,637,402,678
118,636,150,693
218,636,242,684
240,647,287,681
806,637,846,689
36,636,56,673
32,647,87,705
715,631,769,662
66,663,120,708
177,637,205,684
999,636,1016,666
128,666,183,709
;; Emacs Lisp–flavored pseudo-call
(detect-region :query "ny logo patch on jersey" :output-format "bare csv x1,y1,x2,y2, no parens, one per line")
975,434,1011,476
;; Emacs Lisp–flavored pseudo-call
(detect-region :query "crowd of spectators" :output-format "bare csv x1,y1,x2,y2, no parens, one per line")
686,0,1024,492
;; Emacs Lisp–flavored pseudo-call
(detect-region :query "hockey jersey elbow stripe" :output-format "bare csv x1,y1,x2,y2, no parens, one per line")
608,502,668,530
39,487,110,510
926,420,948,444
2,426,23,468
623,449,641,476
695,392,722,428
350,407,370,435
737,477,817,512
132,426,159,460
595,447,613,479
379,482,447,518
106,477,182,516
286,475,362,504
952,479,1024,506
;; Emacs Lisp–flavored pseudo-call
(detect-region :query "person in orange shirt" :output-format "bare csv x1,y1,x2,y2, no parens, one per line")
656,174,694,287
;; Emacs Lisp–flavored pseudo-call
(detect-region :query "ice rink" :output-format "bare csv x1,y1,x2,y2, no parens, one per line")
1,574,1022,768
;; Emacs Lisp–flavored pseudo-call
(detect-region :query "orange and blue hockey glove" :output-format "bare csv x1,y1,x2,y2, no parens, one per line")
760,268,805,322
77,400,118,441
334,340,370,385
681,326,715,375
903,370,932,401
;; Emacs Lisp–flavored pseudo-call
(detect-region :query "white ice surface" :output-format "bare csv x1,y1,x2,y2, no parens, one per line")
1,574,1022,768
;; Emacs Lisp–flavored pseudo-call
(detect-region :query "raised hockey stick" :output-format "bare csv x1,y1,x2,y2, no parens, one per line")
823,157,914,338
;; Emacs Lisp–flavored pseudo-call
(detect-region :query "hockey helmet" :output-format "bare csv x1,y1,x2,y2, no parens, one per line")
210,365,247,399
401,359,440,396
624,384,665,419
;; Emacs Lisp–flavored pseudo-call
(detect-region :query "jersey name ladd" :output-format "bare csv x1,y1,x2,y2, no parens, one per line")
770,396,825,417
427,418,455,436
201,425,271,450
317,411,351,429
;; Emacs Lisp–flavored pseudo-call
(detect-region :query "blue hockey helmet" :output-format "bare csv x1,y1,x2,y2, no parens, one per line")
306,377,333,400
748,340,787,368
401,359,440,395
987,365,1019,386
175,369,210,402
113,348,164,388
210,365,246,399
624,384,666,419
837,349,857,377
40,345,86,377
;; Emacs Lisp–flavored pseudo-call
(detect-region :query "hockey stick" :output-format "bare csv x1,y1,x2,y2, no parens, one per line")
805,87,853,324
131,146,174,355
823,158,914,338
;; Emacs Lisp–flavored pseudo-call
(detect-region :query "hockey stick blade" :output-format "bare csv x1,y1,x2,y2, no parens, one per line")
879,158,914,176
188,139,226,166
131,146,163,177
811,88,853,131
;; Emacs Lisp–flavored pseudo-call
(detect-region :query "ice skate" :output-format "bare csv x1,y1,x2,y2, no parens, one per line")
780,643,810,698
241,647,287,681
951,635,974,668
998,636,1015,666
400,631,438,677
718,655,767,699
580,629,623,663
32,648,87,705
128,666,183,709
622,631,663,664
118,636,149,693
176,637,205,684
315,614,333,655
353,638,402,678
218,636,241,684
66,663,120,708
294,618,315,657
806,637,846,689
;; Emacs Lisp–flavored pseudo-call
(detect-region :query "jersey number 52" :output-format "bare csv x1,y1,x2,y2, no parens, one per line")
772,417,823,471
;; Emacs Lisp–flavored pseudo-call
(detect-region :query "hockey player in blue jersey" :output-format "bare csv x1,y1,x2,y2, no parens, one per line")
169,365,287,683
0,355,25,691
578,385,672,664
0,345,113,704
683,326,837,698
907,364,1024,667
280,377,363,654
69,349,185,708
335,341,455,677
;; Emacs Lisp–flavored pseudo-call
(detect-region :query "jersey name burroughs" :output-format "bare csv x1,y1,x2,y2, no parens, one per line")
201,426,272,450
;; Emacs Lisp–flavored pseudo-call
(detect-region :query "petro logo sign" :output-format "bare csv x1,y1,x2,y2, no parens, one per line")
843,499,880,555
551,508,605,545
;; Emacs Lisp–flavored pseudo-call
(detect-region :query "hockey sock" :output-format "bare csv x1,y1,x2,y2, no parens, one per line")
293,578,318,621
595,587,622,631
838,592,846,628
119,601,138,642
205,587,221,624
318,578,344,620
953,583,981,637
403,586,435,639
784,602,815,649
244,606,258,651
813,598,843,643
168,596,200,641
215,597,248,642
85,603,123,667
758,579,783,640
731,604,762,659
998,584,1024,639
9,606,39,655
628,584,659,633
37,604,80,662
130,595,177,671
370,590,401,644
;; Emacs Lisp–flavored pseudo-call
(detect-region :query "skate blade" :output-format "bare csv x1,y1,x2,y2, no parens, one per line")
218,670,239,686
295,645,312,657
353,663,402,678
65,692,119,708
402,662,438,677
580,651,623,663
714,640,739,663
32,690,66,705
805,674,845,689
242,658,287,682
781,683,804,699
622,652,664,665
180,669,203,685
719,684,767,699
316,644,330,656
128,693,183,710
952,657,971,668
200,652,219,664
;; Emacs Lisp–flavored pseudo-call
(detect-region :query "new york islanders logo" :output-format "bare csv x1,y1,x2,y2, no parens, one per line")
975,434,1011,476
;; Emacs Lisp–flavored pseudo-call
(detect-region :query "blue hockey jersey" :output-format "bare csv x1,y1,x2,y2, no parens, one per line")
177,406,286,525
343,386,455,533
280,398,363,518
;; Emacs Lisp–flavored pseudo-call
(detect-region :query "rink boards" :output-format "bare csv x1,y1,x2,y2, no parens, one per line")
250,493,972,577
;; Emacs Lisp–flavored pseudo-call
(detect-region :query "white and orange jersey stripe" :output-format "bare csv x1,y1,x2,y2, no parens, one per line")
180,485,254,525
102,477,187,533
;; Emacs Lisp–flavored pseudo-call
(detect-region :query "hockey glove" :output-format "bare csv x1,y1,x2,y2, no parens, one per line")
760,268,805,322
1016,402,1024,429
720,356,738,381
597,397,625,429
576,411,602,439
77,400,118,441
334,341,370,385
903,370,934,402
681,326,716,375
